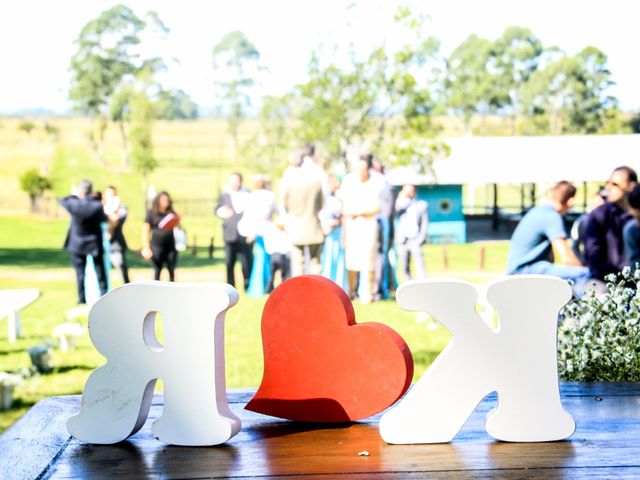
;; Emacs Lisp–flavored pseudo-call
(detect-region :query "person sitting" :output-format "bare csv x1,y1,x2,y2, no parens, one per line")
506,181,591,294
623,184,640,270
583,166,637,280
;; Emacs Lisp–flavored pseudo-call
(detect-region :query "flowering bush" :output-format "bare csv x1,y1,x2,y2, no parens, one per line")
558,267,640,381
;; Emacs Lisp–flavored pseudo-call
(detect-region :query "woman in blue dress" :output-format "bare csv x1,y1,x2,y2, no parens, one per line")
320,175,348,291
240,176,276,297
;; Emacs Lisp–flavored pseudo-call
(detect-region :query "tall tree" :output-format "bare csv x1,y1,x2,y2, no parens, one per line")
69,5,145,164
156,89,199,120
20,169,52,213
569,47,617,133
212,31,262,164
290,4,447,173
445,34,492,135
129,87,157,204
520,47,617,134
69,5,167,165
294,53,377,164
253,94,294,173
488,26,543,134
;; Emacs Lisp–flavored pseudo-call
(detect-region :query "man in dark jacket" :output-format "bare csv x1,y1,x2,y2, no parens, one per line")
60,179,108,304
215,172,252,290
584,166,637,280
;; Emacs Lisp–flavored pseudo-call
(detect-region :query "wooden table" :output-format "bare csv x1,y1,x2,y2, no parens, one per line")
1,383,639,479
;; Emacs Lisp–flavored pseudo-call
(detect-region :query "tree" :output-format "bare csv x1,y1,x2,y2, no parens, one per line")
569,47,617,133
69,5,145,163
294,54,377,164
487,26,543,134
129,87,157,203
20,169,52,212
289,4,447,173
17,121,35,135
445,34,493,135
69,5,167,165
109,85,133,167
253,94,294,174
520,47,617,134
156,89,199,120
212,30,262,164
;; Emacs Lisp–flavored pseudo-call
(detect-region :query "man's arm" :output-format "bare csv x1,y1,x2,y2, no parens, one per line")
215,193,232,219
59,195,79,214
551,238,583,266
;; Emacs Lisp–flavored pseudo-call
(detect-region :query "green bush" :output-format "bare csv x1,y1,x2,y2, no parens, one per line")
558,268,640,381
19,169,53,212
17,120,35,134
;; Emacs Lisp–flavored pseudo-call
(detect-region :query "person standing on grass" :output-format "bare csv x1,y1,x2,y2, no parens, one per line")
103,185,130,284
240,175,276,296
216,172,252,290
506,181,592,294
60,179,108,304
583,166,637,281
280,151,325,277
340,158,381,303
395,184,428,281
142,191,181,282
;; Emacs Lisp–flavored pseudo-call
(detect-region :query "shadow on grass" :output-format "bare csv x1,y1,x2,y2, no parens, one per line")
0,247,224,269
0,346,29,356
0,248,70,269
6,398,36,410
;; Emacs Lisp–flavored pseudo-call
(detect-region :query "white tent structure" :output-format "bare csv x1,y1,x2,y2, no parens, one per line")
386,134,640,232
387,134,640,186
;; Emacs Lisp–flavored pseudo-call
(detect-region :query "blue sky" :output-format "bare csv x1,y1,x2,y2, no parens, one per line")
1,0,639,114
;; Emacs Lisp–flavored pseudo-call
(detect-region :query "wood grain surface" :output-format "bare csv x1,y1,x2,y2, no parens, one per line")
1,383,639,479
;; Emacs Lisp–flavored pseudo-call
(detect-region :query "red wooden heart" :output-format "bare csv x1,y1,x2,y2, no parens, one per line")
246,275,413,422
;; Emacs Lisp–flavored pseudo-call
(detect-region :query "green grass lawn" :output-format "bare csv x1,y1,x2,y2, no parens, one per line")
0,215,510,433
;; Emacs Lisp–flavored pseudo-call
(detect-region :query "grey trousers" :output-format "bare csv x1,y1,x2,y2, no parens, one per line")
396,239,426,281
290,243,323,277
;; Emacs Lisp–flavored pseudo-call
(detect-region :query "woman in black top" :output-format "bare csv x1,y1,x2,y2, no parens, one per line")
142,191,181,281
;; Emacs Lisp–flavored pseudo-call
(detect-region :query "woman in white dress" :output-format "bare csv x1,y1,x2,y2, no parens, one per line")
339,159,381,303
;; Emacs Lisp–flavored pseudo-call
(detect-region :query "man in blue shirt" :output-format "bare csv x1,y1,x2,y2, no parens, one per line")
506,181,591,292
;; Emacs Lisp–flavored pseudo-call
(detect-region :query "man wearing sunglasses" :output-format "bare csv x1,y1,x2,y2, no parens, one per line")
583,166,638,280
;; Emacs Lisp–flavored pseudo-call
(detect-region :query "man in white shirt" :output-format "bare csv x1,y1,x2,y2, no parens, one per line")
215,173,252,290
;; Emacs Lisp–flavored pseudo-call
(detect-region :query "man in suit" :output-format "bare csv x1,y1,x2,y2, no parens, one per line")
395,184,428,280
216,172,252,290
280,152,325,277
60,179,108,304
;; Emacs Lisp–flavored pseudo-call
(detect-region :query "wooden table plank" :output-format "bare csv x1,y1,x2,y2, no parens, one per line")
1,383,639,479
